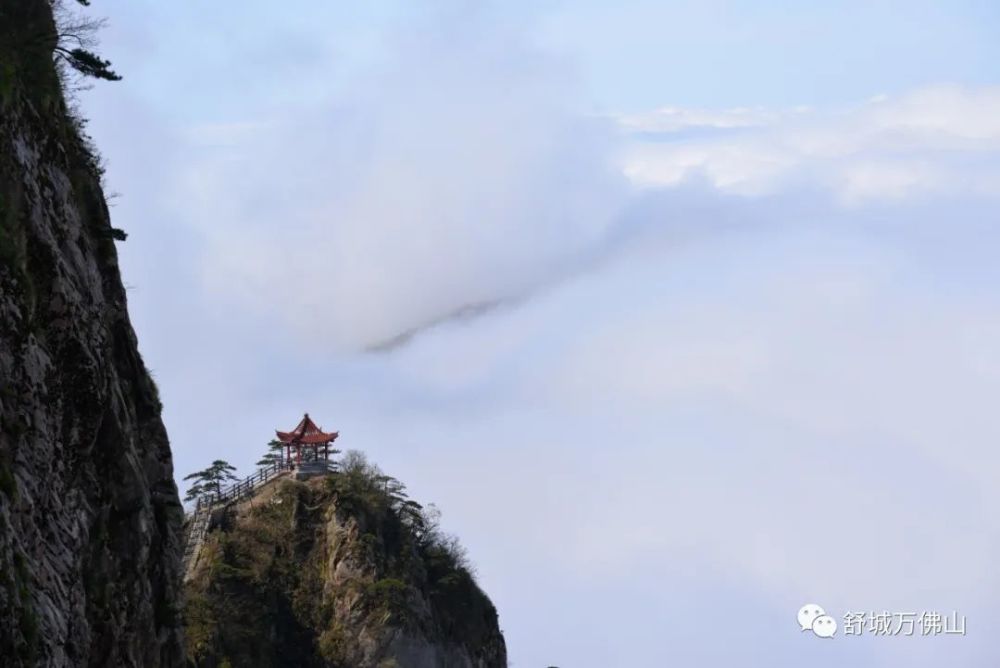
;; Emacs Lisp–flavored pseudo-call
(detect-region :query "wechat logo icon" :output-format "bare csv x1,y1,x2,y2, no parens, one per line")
798,603,837,639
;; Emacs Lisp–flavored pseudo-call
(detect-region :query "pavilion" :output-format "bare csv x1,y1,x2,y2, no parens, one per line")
275,413,339,466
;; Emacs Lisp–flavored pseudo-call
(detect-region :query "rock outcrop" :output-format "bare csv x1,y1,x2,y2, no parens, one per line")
184,462,507,668
0,1,185,665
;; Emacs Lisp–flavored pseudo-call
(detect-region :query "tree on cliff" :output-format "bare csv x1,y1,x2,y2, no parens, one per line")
51,0,122,81
184,460,239,503
255,439,285,468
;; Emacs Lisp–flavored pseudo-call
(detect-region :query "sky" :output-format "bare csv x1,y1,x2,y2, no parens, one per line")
75,1,1000,665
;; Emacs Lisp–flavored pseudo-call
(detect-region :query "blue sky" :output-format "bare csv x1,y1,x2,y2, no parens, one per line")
79,1,1000,665
539,0,1000,109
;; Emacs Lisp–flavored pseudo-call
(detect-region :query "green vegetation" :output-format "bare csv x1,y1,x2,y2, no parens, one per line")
184,460,238,503
96,226,127,241
365,578,411,622
0,1,120,100
54,44,119,81
255,439,286,468
52,1,122,82
183,451,503,667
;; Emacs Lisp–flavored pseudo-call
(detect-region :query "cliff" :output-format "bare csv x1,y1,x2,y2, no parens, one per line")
0,1,185,666
184,454,507,668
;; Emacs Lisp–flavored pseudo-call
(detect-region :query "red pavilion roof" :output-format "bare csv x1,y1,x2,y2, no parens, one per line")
276,413,339,445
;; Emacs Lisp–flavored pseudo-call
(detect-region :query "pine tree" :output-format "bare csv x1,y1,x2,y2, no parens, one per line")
183,460,239,503
51,1,122,81
256,439,285,468
55,46,120,80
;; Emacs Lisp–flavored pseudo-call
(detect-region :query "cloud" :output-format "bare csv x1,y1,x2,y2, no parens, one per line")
616,105,805,133
78,2,1000,662
181,82,1000,354
168,22,1000,353
379,210,1000,620
620,85,1000,203
335,203,1000,667
177,4,628,351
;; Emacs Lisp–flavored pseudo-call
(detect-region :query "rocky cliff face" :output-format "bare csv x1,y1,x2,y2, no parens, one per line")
0,1,185,665
184,465,507,668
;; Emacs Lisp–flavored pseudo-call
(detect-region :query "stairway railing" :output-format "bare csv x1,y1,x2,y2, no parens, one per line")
183,459,298,579
183,456,340,577
193,458,296,511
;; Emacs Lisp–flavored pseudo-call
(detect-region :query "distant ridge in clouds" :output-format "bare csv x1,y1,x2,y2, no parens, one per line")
366,299,507,353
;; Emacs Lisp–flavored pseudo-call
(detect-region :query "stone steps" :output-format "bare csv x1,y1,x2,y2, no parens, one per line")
181,505,212,582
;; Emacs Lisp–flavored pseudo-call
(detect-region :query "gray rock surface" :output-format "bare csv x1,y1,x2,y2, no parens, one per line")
0,1,185,665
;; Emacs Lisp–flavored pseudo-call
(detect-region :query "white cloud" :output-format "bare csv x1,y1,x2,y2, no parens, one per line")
170,80,1000,353
80,2,1000,663
616,105,797,133
177,6,628,351
620,85,1000,203
125,61,1000,632
866,85,1000,141
380,222,1000,620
